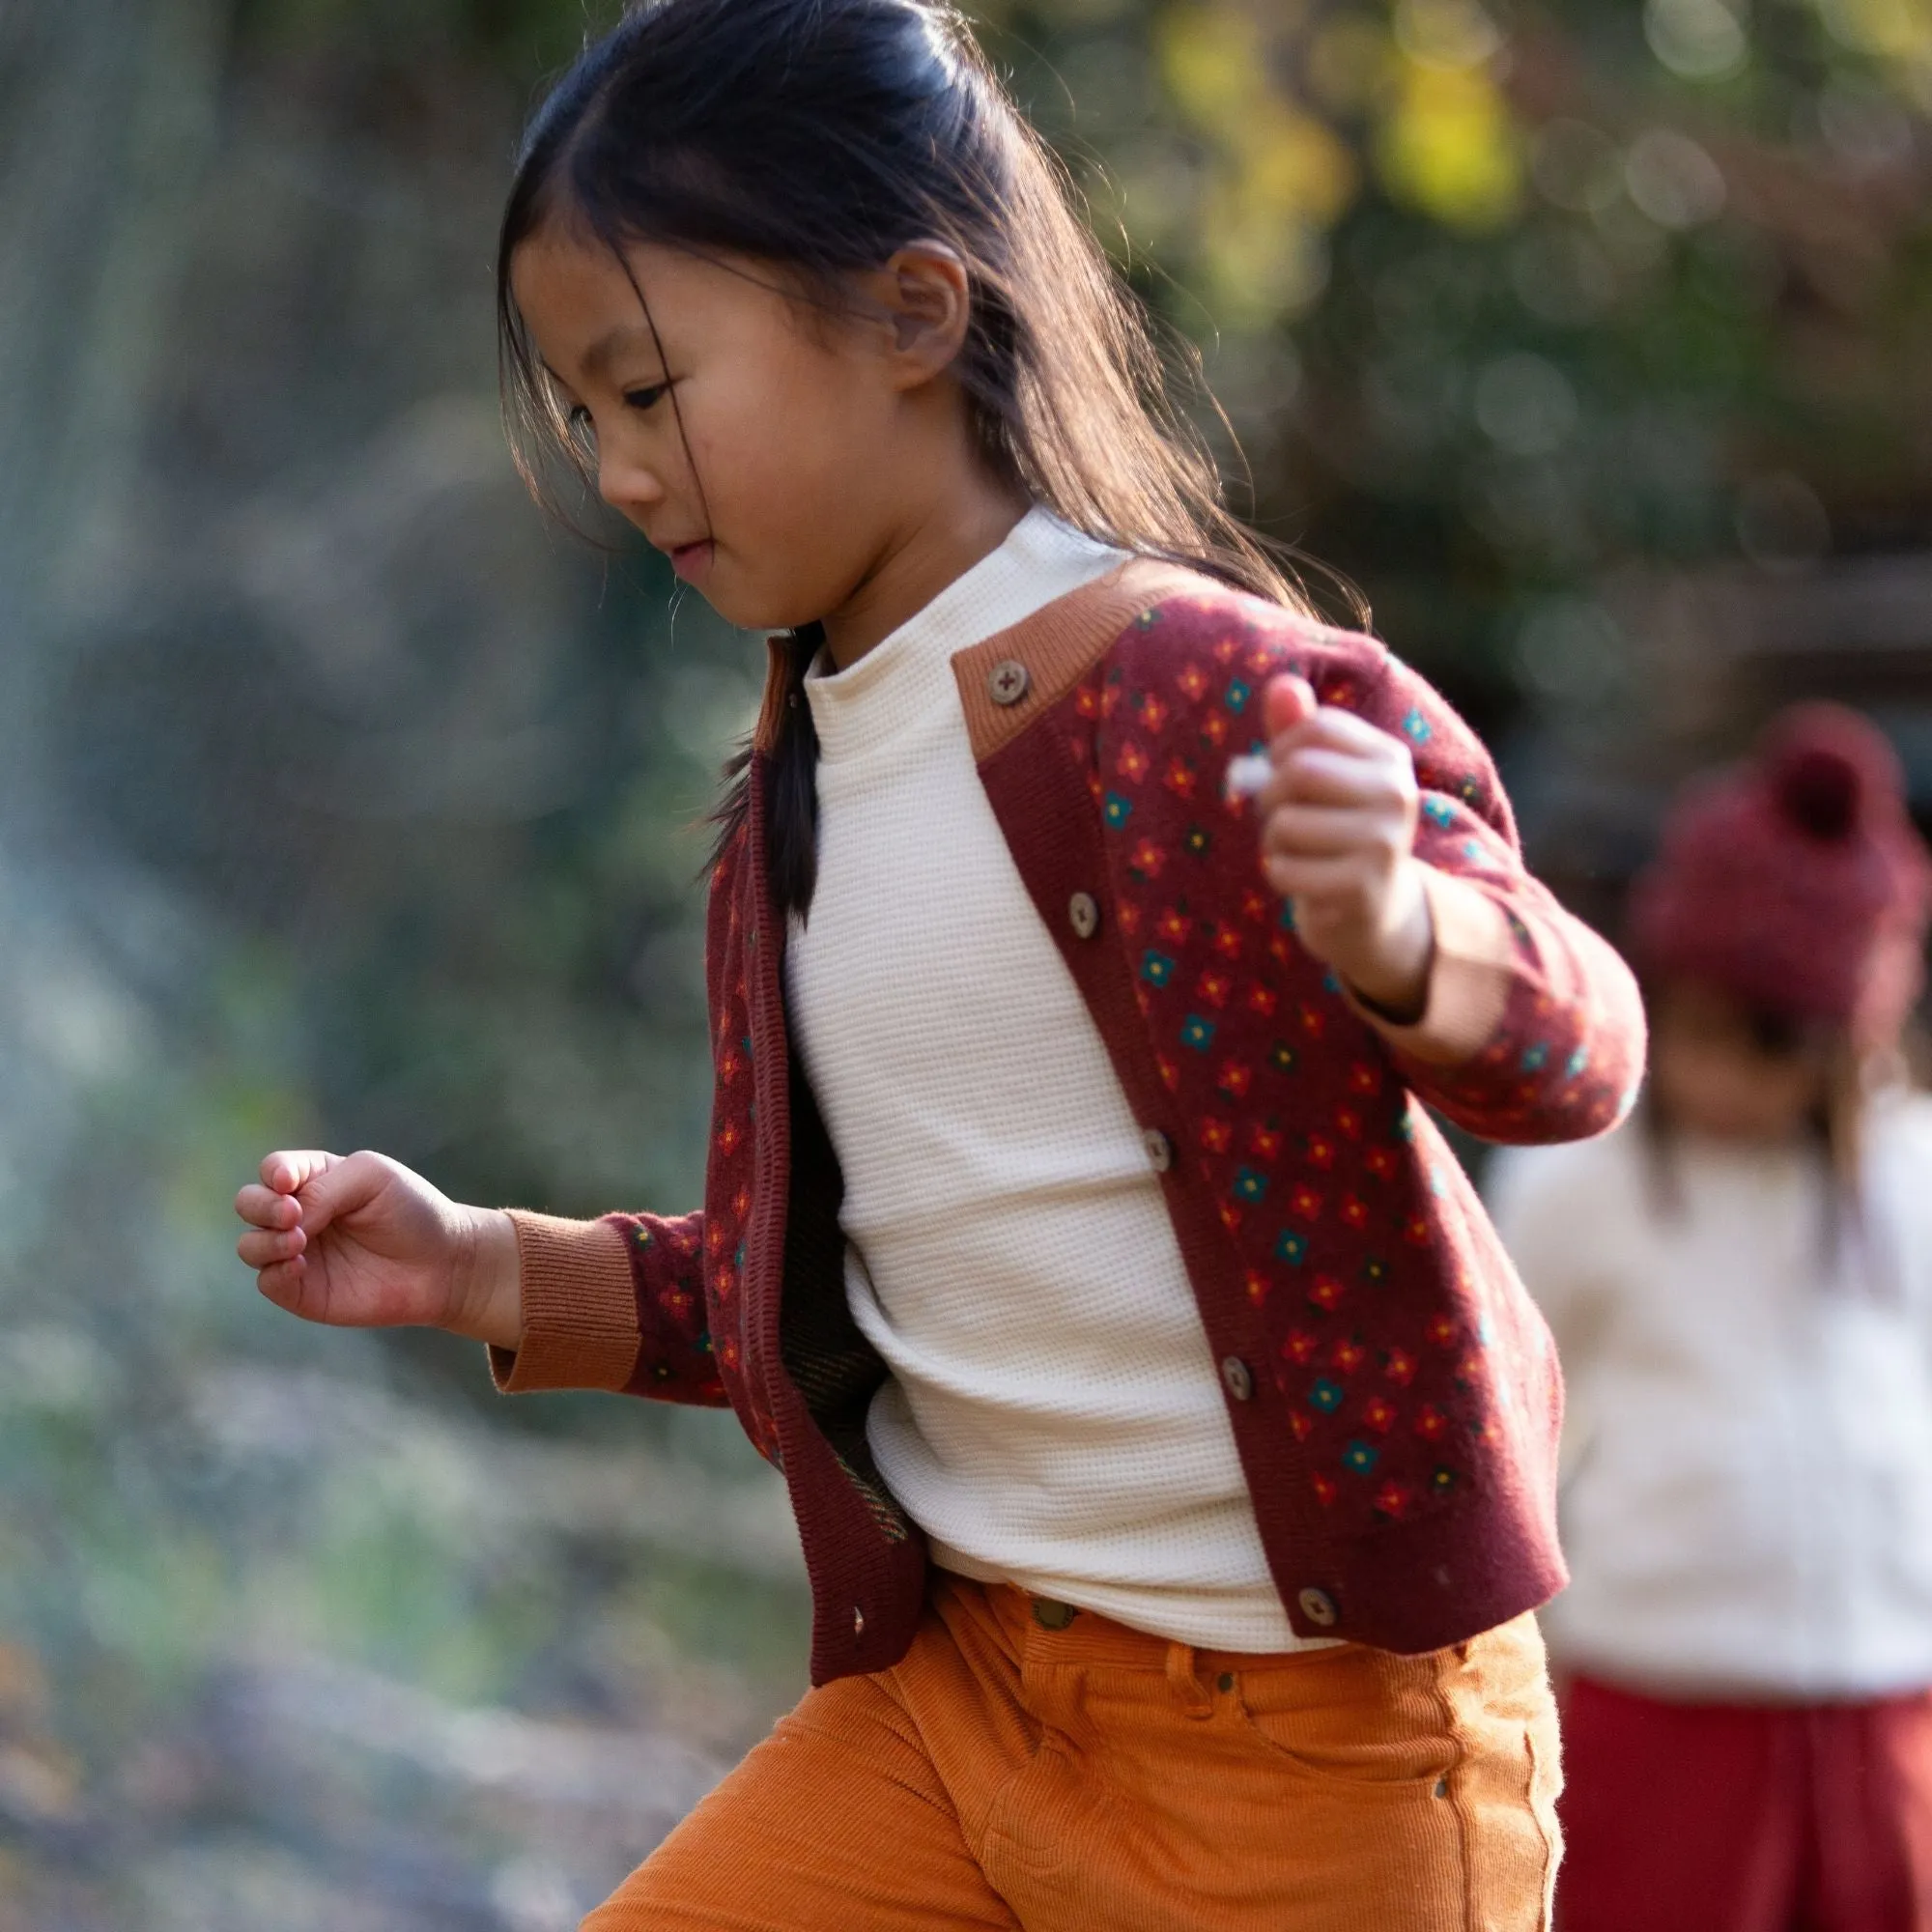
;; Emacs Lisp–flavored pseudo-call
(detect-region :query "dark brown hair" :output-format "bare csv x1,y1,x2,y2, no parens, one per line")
496,0,1328,919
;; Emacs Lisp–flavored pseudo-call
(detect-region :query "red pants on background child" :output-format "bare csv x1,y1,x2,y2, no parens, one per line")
1558,1676,1932,1931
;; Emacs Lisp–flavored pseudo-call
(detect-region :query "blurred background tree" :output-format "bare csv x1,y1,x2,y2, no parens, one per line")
2,0,1927,1924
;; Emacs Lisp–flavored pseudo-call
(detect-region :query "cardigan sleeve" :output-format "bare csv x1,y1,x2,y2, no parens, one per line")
488,1206,726,1406
1331,646,1645,1146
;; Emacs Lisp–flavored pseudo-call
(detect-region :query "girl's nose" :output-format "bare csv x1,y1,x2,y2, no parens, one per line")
597,451,665,519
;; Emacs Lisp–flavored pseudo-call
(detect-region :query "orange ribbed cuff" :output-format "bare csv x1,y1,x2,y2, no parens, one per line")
1345,867,1514,1067
488,1211,640,1394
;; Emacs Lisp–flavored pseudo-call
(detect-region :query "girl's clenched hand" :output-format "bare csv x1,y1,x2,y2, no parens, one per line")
234,1149,523,1350
1252,674,1435,1020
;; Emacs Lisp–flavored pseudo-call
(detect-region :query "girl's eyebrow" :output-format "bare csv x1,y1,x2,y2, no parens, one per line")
582,322,664,382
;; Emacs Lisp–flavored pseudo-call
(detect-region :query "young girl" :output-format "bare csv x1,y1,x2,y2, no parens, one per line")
234,3,1642,1924
1490,706,1932,1931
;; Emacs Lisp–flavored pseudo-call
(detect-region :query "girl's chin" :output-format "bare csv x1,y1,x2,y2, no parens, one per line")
695,579,823,639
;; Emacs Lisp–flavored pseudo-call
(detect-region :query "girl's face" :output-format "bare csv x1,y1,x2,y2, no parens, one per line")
1648,982,1830,1143
510,224,965,638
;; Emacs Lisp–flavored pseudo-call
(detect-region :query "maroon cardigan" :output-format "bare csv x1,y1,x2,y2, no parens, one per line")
495,561,1645,1687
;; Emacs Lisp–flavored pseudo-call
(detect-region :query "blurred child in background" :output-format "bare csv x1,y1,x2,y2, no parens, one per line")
1491,704,1932,1932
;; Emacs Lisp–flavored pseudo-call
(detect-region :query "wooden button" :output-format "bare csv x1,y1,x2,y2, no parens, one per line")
1143,1127,1174,1173
1220,1356,1255,1402
1296,1586,1339,1629
988,659,1031,707
1031,1599,1078,1631
1068,892,1100,939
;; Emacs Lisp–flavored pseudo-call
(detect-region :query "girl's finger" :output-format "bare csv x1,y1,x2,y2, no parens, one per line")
1271,704,1406,763
1260,804,1390,860
235,1182,300,1231
238,1225,307,1270
254,1256,311,1311
1263,673,1318,738
1264,850,1379,903
1260,745,1410,813
283,1149,384,1243
260,1149,338,1195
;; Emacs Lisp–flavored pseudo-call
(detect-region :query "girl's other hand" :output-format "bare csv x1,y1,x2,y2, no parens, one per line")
234,1151,523,1350
1254,674,1434,1021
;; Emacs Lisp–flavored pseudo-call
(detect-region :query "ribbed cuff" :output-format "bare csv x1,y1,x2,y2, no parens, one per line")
1345,867,1513,1066
487,1211,640,1394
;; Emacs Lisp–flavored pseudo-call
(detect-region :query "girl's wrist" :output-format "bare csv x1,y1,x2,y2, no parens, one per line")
1339,864,1435,1023
445,1206,525,1350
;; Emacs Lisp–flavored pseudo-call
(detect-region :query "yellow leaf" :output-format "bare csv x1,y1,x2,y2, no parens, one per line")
1158,3,1270,126
1818,0,1932,58
1239,100,1361,226
1377,61,1522,229
1204,186,1333,325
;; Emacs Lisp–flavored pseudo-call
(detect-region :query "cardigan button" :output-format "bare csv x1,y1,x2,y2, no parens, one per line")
988,658,1032,707
1297,1587,1339,1629
1143,1127,1174,1174
1220,1356,1255,1402
1068,891,1100,940
852,1606,866,1636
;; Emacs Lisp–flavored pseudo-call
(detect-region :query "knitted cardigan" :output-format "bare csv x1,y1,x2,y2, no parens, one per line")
496,559,1646,1687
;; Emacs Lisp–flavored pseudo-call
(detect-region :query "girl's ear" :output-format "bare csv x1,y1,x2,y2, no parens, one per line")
870,242,972,387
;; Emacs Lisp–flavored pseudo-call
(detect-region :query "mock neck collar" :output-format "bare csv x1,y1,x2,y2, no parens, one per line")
804,508,1123,765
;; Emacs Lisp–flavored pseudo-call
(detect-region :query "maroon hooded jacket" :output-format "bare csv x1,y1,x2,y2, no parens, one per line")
493,561,1645,1686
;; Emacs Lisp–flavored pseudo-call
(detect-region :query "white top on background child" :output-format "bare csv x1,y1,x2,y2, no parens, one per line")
1492,704,1932,1701
1492,1089,1932,1699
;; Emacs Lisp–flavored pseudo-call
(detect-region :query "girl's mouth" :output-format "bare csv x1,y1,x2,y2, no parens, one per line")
669,539,715,583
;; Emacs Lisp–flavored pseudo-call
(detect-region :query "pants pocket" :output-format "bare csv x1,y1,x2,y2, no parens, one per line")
1233,1644,1463,1795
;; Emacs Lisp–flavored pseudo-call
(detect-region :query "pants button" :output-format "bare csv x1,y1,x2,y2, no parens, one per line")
1031,1598,1078,1631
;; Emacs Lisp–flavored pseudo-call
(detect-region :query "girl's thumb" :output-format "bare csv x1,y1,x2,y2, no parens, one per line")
293,1151,377,1239
1264,673,1318,738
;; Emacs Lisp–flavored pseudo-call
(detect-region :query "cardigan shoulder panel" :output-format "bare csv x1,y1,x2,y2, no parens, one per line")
952,557,1231,761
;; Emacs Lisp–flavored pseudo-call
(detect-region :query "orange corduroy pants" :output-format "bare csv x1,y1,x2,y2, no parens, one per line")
584,1575,1561,1931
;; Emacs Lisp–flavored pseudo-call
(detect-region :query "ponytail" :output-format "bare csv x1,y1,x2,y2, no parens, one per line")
716,625,822,919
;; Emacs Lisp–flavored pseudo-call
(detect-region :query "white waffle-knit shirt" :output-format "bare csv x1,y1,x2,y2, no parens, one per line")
1491,1094,1932,1698
783,508,1315,1652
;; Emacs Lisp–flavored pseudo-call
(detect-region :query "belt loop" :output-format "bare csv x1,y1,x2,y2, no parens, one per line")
1165,1640,1214,1719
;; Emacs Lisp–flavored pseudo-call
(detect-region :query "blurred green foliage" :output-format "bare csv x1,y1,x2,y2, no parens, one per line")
7,0,1932,1923
230,0,1932,720
992,0,1932,723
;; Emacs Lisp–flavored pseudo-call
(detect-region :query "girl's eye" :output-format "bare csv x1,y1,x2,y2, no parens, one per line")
567,404,594,435
623,384,668,412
